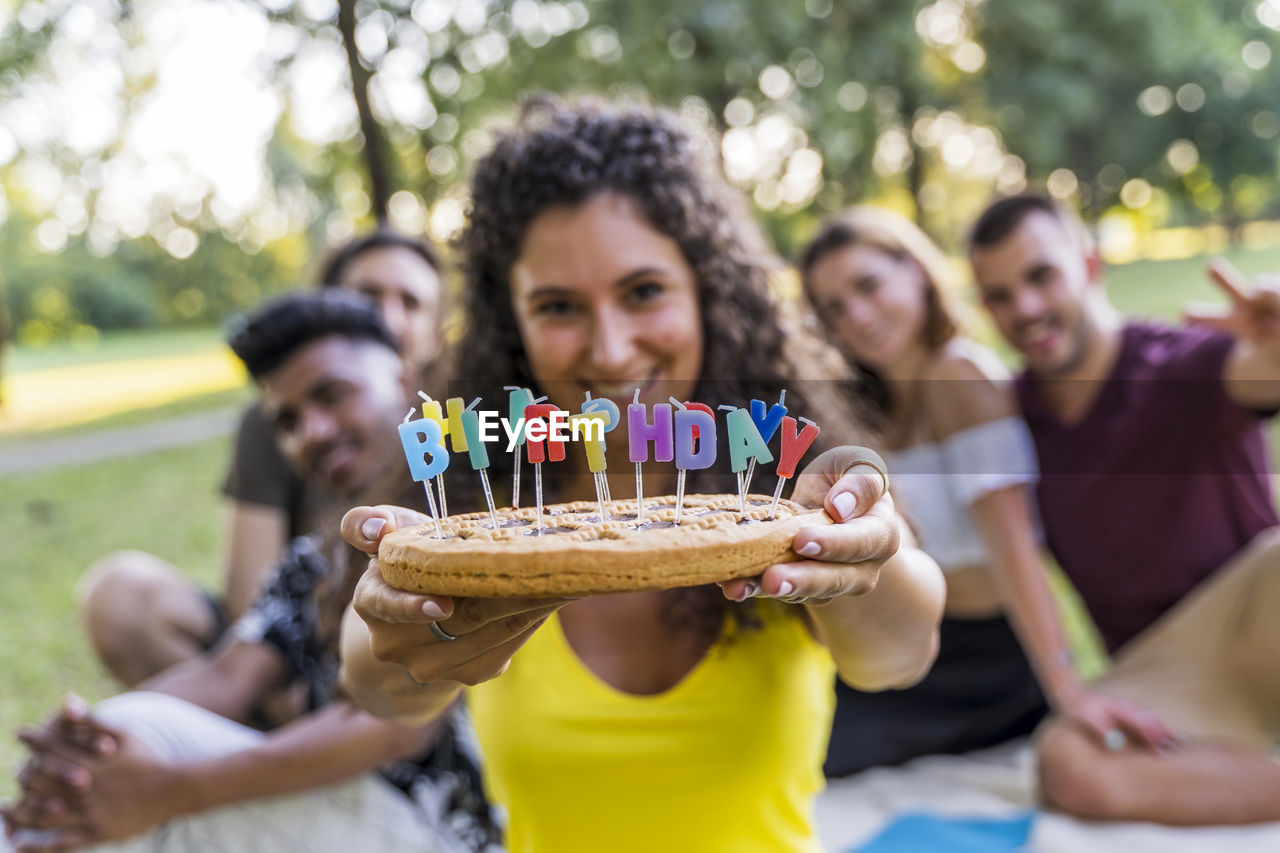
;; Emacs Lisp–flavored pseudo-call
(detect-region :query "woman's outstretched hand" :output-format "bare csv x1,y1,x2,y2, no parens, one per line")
340,506,569,689
719,446,899,604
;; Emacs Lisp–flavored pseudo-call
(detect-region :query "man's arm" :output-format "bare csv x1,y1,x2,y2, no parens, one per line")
139,639,287,724
1186,260,1280,410
170,702,444,817
222,500,290,621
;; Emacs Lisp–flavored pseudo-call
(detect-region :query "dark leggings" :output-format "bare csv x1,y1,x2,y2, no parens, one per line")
825,613,1048,778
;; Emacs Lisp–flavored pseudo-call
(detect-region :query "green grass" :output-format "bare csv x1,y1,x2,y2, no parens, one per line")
5,326,225,374
0,436,230,799
1107,245,1280,321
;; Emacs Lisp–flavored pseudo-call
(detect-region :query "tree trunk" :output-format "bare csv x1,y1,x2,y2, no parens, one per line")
337,0,392,224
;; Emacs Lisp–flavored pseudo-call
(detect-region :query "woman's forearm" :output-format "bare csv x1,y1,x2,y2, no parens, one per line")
970,487,1082,706
808,540,945,690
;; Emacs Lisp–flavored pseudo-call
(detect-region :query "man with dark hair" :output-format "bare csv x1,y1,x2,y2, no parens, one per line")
79,231,443,688
4,292,496,852
969,193,1280,825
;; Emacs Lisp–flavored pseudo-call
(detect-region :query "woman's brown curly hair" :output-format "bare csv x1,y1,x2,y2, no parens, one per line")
424,96,869,638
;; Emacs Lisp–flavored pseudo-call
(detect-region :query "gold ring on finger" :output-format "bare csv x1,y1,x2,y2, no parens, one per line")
840,452,889,497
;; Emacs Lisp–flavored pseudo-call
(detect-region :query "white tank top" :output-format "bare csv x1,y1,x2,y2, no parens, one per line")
887,416,1040,572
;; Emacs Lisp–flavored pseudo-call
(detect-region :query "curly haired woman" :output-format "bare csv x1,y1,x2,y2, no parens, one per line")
339,98,945,853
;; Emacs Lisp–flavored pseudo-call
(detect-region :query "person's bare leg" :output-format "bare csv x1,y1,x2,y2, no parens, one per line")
78,551,219,686
1038,719,1280,825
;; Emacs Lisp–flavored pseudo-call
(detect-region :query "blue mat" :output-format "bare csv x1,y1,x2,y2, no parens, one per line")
852,811,1037,852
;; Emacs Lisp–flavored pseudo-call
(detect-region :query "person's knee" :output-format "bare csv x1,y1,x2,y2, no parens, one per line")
78,551,212,665
1037,722,1132,820
79,551,173,631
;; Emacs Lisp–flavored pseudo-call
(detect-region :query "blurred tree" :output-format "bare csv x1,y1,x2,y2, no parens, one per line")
974,0,1280,227
4,0,1280,345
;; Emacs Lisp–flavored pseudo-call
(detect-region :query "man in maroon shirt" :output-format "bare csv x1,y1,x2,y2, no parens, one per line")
970,194,1280,826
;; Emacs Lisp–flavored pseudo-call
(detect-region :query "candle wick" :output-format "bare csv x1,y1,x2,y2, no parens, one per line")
717,404,736,412
402,407,416,424
633,388,641,404
465,396,482,411
667,396,686,410
417,390,433,402
799,416,817,427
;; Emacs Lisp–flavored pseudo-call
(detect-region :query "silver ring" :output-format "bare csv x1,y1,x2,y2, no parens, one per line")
1103,729,1127,752
781,595,810,605
428,621,458,642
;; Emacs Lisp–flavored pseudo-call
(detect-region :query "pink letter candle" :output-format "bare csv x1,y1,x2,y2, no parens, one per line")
524,403,566,464
683,401,714,443
776,416,821,478
768,416,822,518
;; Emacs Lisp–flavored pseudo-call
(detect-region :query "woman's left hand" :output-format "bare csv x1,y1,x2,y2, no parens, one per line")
720,446,898,604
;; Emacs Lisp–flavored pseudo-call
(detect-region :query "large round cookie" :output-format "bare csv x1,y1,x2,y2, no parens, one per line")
378,493,832,597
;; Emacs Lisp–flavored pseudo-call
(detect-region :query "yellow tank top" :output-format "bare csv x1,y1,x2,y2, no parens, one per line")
468,599,835,853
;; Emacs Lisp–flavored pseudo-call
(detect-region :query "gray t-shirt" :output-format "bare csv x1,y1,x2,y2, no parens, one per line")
221,403,331,539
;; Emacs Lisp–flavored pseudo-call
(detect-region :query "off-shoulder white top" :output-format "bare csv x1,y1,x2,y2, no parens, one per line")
887,416,1040,572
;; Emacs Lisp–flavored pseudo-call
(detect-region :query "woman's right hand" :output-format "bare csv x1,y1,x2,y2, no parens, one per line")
341,506,569,687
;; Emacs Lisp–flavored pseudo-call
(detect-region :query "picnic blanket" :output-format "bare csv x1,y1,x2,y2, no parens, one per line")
815,738,1280,852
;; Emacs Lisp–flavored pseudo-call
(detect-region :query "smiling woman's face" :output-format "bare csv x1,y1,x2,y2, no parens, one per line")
509,192,704,415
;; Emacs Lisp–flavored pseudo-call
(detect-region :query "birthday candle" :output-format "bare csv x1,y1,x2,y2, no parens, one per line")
398,409,448,537
524,403,567,464
628,402,674,462
775,416,821,479
503,386,536,509
581,393,621,433
418,392,450,518
742,392,787,510
569,411,608,473
570,410,610,521
749,394,788,444
581,393,619,503
673,406,716,470
460,402,500,528
723,407,774,472
445,397,469,453
671,400,717,524
626,392,670,521
769,416,822,517
683,401,714,444
459,407,491,470
722,405,775,514
524,402,564,533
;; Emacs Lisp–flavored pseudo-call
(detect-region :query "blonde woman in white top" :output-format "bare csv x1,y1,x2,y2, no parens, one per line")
801,206,1153,776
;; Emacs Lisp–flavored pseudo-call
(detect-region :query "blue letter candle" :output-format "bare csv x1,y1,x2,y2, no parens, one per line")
398,417,450,481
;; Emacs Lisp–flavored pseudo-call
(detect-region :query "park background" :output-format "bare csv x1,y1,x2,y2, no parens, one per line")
4,0,1280,798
